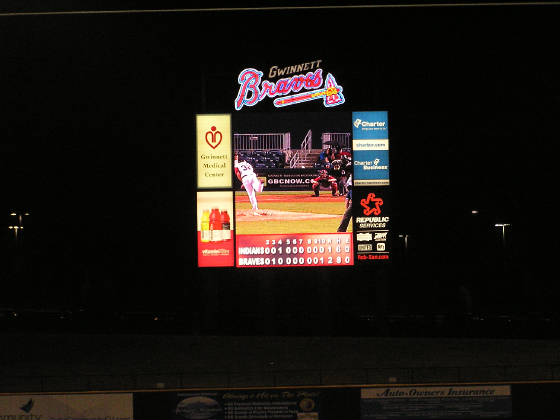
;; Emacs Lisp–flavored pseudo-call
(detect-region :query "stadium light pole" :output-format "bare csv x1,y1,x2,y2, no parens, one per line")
495,223,511,273
495,223,510,248
9,211,30,243
398,234,409,258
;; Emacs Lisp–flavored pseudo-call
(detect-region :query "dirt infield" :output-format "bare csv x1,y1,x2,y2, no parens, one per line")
236,209,340,222
236,192,346,203
235,192,345,222
234,192,349,232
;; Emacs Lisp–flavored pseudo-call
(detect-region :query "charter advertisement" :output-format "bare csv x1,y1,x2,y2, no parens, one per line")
352,111,389,186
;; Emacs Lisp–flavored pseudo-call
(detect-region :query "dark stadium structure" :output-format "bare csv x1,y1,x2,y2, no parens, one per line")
2,1,560,418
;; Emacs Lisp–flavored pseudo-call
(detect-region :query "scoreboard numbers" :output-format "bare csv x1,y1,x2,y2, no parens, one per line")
237,233,353,267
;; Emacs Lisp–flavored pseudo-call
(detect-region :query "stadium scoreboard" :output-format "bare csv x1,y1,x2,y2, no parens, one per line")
237,233,353,267
196,63,391,268
196,111,390,268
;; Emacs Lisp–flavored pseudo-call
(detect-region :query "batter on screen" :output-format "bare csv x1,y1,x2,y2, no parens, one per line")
234,153,265,216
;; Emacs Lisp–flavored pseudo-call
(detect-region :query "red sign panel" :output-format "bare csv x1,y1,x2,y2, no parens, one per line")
236,233,353,268
197,232,235,267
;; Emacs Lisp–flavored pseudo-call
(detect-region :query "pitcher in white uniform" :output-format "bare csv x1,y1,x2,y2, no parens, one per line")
234,153,264,215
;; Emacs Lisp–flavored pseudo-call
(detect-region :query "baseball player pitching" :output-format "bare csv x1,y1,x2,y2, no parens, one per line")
234,153,265,215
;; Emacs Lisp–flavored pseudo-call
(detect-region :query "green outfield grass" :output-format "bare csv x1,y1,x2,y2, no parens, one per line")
235,191,352,234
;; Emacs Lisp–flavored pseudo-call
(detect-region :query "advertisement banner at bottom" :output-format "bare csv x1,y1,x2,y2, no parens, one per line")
133,389,323,420
0,393,133,420
361,385,511,419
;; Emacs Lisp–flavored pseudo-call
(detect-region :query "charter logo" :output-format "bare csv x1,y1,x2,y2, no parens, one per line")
353,119,386,129
352,111,389,143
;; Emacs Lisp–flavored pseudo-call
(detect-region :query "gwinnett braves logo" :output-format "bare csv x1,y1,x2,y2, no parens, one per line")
205,126,222,149
361,193,383,216
235,67,345,110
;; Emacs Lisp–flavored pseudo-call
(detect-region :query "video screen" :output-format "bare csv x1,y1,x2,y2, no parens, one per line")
234,112,353,268
196,111,390,268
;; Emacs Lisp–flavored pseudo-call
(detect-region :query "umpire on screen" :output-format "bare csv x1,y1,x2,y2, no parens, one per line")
337,175,352,232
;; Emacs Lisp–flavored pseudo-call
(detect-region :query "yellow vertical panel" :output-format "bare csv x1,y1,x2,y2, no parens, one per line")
196,114,232,189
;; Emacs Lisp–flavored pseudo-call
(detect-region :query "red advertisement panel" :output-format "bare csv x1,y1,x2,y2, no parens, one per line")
236,233,353,268
353,188,391,263
197,232,235,267
197,191,235,267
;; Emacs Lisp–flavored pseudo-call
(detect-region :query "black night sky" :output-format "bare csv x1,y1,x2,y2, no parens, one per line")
2,2,559,335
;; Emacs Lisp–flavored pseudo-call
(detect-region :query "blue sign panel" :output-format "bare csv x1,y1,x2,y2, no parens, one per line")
353,149,389,184
352,111,389,140
352,111,389,186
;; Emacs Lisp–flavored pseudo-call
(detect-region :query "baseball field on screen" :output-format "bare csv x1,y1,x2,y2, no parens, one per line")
235,191,352,234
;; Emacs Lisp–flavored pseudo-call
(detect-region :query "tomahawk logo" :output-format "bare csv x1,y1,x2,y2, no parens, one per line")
360,193,384,216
